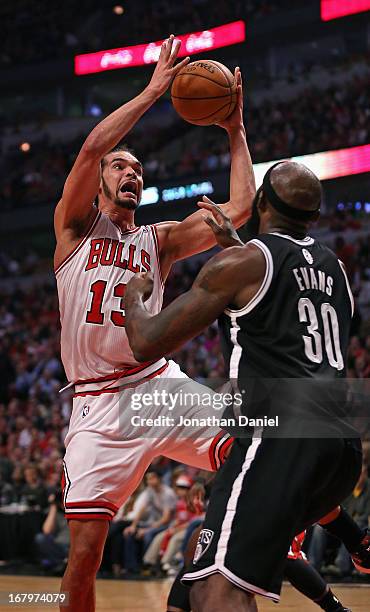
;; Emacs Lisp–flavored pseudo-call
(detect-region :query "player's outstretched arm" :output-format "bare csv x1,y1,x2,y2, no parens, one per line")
54,35,190,241
125,244,265,361
155,68,255,264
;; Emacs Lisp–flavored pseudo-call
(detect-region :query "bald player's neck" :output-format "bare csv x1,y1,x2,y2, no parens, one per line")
260,214,310,240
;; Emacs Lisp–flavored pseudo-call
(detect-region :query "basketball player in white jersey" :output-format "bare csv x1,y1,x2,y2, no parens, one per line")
54,36,255,610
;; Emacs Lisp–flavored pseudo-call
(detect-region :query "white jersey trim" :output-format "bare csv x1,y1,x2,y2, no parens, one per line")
228,315,242,380
224,239,274,317
269,231,315,246
182,564,279,602
151,225,164,288
338,260,354,317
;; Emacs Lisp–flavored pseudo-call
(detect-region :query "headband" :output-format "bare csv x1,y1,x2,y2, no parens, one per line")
263,162,320,221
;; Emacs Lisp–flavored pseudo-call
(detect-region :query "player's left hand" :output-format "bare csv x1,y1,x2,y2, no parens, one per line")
198,196,244,248
126,271,154,302
147,34,190,99
216,67,244,131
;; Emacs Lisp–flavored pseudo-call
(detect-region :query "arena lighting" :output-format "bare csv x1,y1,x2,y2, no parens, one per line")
74,21,245,75
321,0,370,21
253,144,370,188
141,144,370,205
113,5,124,15
19,142,31,152
140,181,214,205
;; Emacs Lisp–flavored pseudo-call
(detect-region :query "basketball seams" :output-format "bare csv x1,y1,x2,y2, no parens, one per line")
172,94,232,100
213,61,234,89
187,100,232,122
172,72,231,89
171,60,236,125
215,61,235,119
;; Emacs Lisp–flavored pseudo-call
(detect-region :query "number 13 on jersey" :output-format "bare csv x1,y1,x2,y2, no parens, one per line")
86,280,127,327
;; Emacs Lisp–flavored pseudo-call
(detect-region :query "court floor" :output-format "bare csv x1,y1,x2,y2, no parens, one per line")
0,575,369,611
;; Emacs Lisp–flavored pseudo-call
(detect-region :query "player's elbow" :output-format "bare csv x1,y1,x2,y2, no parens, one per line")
132,341,157,362
81,134,104,159
132,347,149,362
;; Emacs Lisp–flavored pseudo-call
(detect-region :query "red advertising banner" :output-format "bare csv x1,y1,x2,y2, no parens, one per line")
321,0,370,21
75,21,245,75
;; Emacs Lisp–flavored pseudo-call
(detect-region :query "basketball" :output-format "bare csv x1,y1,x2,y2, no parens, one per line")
171,60,237,126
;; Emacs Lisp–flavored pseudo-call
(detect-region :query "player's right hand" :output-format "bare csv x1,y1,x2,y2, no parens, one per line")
216,67,244,132
126,271,154,303
198,196,244,249
147,34,190,98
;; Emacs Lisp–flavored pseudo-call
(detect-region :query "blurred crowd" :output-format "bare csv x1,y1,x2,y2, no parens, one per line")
1,71,369,211
0,0,287,67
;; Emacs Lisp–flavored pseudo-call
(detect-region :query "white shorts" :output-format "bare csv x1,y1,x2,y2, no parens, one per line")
62,360,232,520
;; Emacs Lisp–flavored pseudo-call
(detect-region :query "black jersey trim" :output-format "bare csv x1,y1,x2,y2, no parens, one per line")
338,260,354,317
224,239,274,316
269,232,314,245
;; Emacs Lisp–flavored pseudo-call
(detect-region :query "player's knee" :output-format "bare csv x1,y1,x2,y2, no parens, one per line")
68,540,102,575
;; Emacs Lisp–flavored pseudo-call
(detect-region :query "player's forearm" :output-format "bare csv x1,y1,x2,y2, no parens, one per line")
224,126,255,227
125,291,214,362
83,86,160,158
125,296,181,361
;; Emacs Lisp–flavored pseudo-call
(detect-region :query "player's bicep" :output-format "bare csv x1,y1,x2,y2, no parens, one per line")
55,147,101,237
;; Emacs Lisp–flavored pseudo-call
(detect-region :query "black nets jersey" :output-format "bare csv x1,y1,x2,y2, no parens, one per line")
218,232,355,433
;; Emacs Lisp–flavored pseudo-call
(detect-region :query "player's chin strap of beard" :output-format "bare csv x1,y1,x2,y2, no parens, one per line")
242,161,320,241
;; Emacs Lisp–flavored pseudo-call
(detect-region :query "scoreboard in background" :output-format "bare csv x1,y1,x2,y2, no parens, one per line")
321,0,370,20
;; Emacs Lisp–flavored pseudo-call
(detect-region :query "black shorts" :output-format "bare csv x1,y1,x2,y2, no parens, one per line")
182,428,362,602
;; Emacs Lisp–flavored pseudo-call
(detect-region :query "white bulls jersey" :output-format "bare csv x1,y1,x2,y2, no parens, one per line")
55,211,164,383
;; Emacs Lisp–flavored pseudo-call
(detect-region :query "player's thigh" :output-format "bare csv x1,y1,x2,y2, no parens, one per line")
183,433,332,602
302,437,362,528
63,393,153,518
151,361,232,470
67,518,109,568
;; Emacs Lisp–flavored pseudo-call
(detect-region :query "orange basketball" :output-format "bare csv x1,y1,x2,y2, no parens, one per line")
171,60,237,126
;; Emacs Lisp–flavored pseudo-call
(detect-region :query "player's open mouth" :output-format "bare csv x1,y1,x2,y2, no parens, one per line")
119,180,137,198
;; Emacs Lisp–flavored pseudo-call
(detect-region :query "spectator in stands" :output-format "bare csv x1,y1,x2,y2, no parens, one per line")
34,489,69,572
123,469,177,574
143,474,202,575
8,465,25,503
20,464,48,511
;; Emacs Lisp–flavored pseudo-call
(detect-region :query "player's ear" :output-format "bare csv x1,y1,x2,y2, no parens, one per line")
256,189,267,213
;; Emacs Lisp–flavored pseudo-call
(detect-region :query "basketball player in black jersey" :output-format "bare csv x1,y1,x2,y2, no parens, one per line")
124,161,363,612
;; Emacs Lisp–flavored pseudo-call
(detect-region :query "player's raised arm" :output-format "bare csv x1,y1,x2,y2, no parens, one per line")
54,35,190,241
155,68,255,264
124,243,265,361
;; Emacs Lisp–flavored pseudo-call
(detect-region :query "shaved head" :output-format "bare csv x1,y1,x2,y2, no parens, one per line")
269,162,322,212
251,161,323,239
